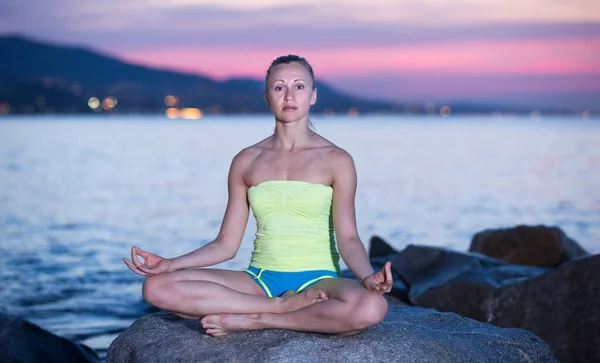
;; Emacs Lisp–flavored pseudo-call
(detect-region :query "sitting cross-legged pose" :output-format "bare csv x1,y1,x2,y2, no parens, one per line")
123,54,393,337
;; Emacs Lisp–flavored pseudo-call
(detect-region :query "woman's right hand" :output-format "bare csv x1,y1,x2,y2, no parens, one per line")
123,246,173,276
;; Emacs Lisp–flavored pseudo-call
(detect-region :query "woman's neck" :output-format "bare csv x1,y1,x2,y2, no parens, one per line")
272,119,312,150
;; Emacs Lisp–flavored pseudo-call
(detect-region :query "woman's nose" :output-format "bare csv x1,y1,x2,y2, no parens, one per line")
284,89,294,101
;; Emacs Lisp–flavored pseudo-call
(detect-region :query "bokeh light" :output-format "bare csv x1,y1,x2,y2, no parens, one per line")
105,96,118,108
88,97,100,109
165,107,180,119
180,108,202,119
165,95,179,107
0,103,10,113
440,105,452,117
209,105,224,114
323,108,335,118
582,110,591,120
347,107,359,117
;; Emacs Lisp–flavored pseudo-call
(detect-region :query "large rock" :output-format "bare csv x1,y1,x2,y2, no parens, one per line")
107,305,556,363
469,225,588,267
0,314,99,363
392,245,550,300
392,245,599,363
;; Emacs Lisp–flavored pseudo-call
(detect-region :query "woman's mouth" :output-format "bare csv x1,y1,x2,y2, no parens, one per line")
283,106,297,112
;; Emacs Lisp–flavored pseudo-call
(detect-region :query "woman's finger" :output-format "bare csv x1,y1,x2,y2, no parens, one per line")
135,247,151,260
131,247,142,267
384,262,392,283
125,262,148,276
123,258,138,270
123,258,149,275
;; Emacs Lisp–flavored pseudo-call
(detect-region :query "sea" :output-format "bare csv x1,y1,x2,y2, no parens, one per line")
1,114,599,360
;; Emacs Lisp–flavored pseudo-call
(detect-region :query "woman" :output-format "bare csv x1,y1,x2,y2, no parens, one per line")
123,55,392,337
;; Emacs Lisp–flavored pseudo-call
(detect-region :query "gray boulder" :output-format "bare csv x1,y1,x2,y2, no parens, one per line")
107,304,556,363
469,225,588,267
392,245,599,363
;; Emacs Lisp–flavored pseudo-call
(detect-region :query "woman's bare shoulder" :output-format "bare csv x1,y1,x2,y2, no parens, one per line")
233,137,272,162
310,136,355,182
229,138,272,182
313,136,353,164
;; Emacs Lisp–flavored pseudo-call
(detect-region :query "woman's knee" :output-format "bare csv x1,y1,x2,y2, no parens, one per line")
142,274,171,307
348,292,388,330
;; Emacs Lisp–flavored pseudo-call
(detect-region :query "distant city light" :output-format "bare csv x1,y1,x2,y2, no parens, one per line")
347,107,359,117
323,108,335,118
88,97,100,109
165,107,179,119
165,95,179,107
209,104,224,114
0,103,10,113
582,110,591,120
440,105,452,117
180,108,202,119
105,96,118,109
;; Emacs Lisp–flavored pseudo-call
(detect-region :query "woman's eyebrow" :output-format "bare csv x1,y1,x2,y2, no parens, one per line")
274,78,306,82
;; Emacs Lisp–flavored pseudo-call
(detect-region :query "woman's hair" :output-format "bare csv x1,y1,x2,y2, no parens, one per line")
265,55,316,90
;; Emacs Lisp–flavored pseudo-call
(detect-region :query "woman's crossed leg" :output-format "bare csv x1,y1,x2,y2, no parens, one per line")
200,277,388,336
141,268,328,319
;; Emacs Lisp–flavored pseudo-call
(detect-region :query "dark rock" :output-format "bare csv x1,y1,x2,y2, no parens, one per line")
0,314,99,363
469,225,588,267
393,245,600,363
368,235,398,258
107,305,556,363
392,245,549,300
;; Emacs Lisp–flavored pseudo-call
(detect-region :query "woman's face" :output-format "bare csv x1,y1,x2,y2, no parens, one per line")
265,62,317,123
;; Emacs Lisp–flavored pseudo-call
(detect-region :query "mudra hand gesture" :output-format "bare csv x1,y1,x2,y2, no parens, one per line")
122,246,172,276
362,261,393,294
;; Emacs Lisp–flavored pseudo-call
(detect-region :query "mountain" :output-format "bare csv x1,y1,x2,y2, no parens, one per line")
0,35,397,115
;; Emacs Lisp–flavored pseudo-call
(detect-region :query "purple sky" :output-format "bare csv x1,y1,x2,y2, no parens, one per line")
1,0,599,109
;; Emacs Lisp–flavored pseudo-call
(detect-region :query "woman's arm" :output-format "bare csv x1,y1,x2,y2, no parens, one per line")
154,149,249,271
167,149,253,270
331,149,376,281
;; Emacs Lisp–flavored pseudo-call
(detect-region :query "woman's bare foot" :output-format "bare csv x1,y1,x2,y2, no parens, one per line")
199,289,328,336
201,313,260,336
278,288,328,313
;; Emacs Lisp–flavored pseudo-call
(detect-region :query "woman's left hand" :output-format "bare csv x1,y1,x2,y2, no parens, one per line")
361,261,393,294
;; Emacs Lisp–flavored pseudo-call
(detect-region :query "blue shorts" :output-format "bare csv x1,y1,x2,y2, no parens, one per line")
244,266,339,298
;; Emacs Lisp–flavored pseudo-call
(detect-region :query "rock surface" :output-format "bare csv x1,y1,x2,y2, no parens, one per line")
469,225,588,267
392,245,599,363
0,314,99,363
107,304,557,363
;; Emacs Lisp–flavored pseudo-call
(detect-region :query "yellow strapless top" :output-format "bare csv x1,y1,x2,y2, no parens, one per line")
247,180,340,273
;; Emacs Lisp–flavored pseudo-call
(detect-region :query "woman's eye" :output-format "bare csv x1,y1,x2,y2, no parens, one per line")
296,84,304,90
275,86,283,91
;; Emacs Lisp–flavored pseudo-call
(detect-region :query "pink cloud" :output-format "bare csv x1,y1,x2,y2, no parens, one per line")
119,38,600,80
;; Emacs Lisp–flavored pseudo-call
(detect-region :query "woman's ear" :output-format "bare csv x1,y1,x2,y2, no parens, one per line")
264,90,270,107
310,88,317,106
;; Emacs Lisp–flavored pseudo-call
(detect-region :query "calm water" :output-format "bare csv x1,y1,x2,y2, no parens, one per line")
1,114,599,359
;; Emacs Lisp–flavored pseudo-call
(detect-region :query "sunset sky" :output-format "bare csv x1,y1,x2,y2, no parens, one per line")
1,0,599,108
